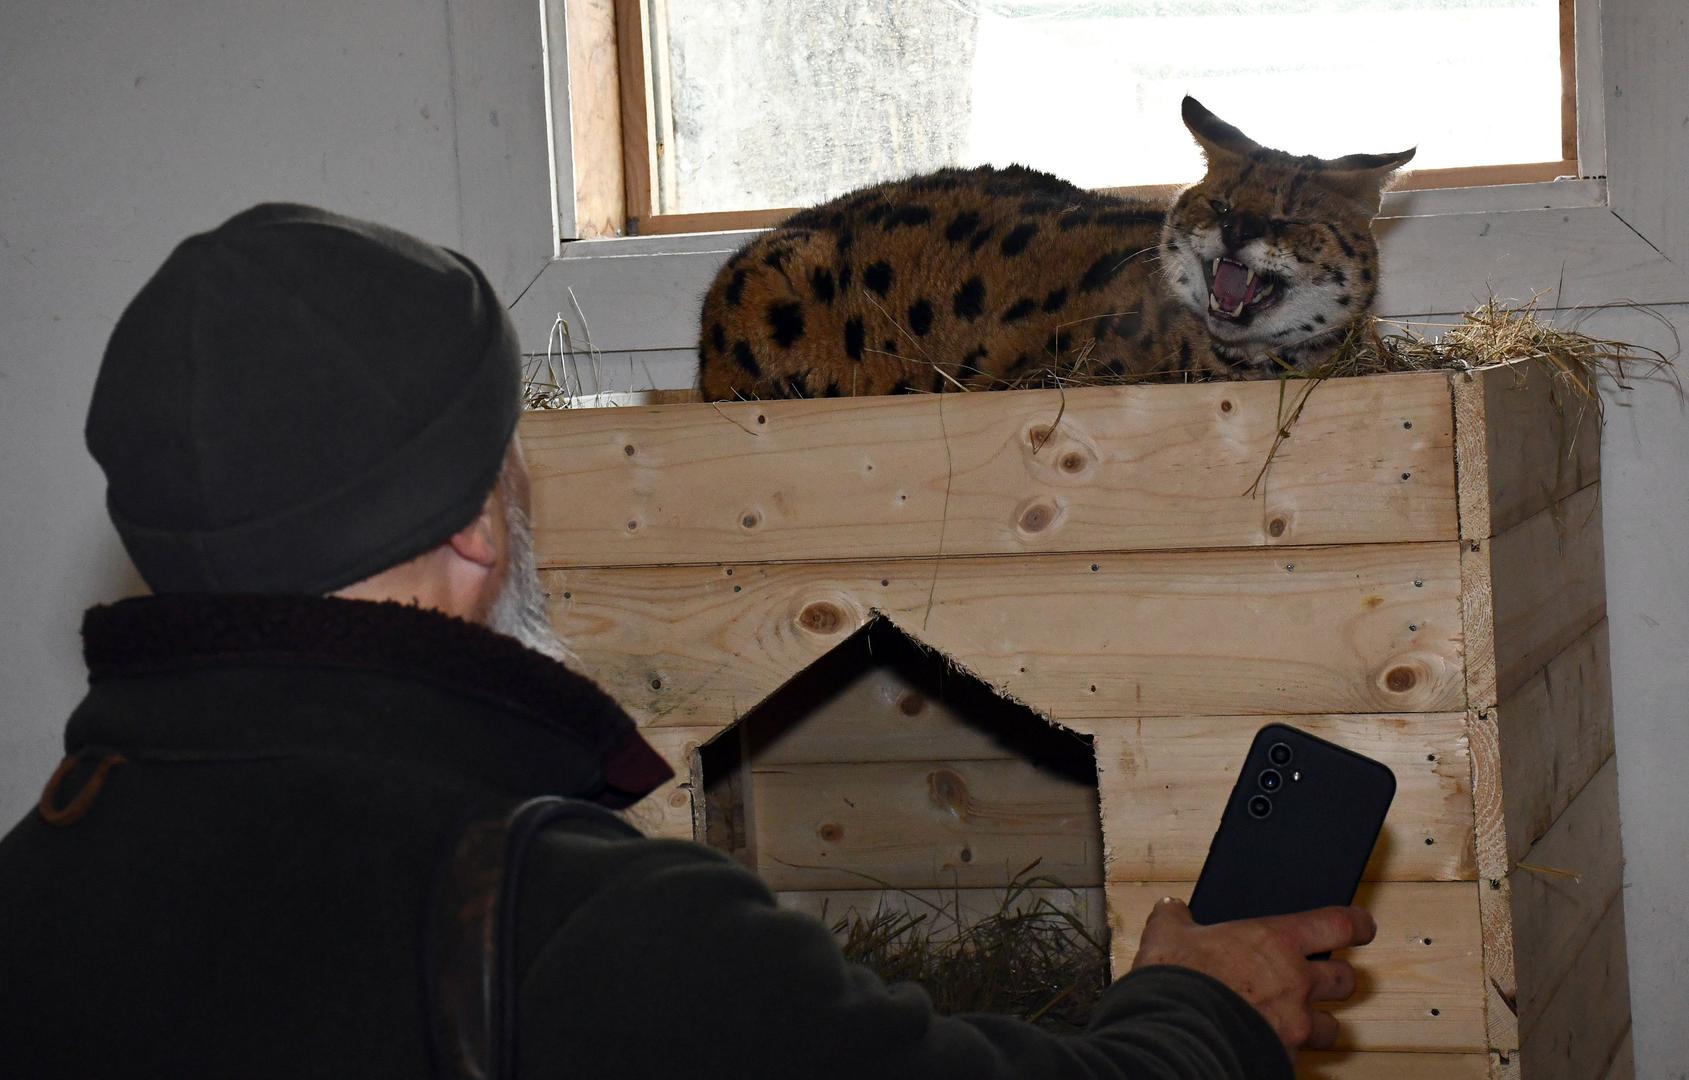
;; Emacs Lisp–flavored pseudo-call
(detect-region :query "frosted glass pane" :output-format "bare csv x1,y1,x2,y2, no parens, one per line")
651,0,1563,215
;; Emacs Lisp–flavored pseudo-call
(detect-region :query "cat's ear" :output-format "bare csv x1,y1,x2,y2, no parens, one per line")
1316,147,1418,214
1181,96,1263,160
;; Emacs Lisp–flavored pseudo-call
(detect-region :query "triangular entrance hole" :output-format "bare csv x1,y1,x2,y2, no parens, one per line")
698,616,1105,940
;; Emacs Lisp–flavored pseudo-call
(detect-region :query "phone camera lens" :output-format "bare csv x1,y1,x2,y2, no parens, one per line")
1247,794,1273,819
1268,742,1294,767
1259,768,1283,792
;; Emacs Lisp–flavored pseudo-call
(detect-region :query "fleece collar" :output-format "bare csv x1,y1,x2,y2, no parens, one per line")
75,593,671,808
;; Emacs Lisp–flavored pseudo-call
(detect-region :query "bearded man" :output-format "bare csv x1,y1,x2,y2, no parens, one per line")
0,204,1371,1079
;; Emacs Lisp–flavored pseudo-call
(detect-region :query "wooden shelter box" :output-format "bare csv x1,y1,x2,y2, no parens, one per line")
520,364,1628,1080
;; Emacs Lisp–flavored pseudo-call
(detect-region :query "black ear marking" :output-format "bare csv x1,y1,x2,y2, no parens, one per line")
1181,96,1262,157
1327,147,1418,173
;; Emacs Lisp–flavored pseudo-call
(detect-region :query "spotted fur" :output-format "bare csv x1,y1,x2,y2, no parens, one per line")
697,97,1413,400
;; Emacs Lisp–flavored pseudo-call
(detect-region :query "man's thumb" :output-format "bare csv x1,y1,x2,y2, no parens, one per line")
1151,895,1193,924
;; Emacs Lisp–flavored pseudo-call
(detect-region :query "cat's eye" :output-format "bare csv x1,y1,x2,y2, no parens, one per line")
1208,198,1232,218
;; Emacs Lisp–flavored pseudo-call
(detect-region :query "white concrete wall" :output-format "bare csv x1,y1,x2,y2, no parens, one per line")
0,0,466,806
2,2,1686,1075
1590,304,1689,1080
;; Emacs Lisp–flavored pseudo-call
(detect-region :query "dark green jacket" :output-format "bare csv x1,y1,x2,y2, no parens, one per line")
0,595,1290,1079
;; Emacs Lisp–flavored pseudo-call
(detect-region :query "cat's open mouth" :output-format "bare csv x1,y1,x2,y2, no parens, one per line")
1205,257,1281,322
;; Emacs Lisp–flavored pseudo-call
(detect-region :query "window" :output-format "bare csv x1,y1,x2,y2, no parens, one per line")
561,0,1577,238
516,0,1681,403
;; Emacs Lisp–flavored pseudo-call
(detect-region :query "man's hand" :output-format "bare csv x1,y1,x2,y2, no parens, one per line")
1130,897,1375,1053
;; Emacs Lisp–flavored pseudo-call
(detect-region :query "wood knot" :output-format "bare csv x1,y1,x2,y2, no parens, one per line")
623,444,636,456
959,847,974,863
1220,399,1234,413
928,768,966,812
668,790,689,808
798,601,845,634
1267,518,1287,538
898,692,925,716
1059,451,1087,473
1384,666,1418,692
1028,425,1053,450
817,823,844,844
1019,501,1055,533
740,510,761,530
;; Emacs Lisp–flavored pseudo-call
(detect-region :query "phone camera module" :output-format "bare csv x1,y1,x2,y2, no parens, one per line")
1247,794,1273,819
1268,742,1294,767
1258,768,1283,793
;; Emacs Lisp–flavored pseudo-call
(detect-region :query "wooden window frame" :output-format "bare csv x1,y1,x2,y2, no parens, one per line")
582,0,1582,238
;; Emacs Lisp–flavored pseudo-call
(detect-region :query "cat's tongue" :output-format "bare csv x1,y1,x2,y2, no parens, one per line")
1211,259,1260,312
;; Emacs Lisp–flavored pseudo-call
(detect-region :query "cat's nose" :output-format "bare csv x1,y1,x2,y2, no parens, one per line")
1220,212,1267,251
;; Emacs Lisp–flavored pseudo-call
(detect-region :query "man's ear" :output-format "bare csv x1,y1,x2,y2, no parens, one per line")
447,497,500,569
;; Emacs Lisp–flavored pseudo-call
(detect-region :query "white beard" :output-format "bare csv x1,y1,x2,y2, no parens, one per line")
485,492,578,667
484,466,665,828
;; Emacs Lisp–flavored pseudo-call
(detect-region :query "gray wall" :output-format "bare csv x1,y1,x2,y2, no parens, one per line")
1591,303,1689,1080
0,0,465,800
2,2,1685,1075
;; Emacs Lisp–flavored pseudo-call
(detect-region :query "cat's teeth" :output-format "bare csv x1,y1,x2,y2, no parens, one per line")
1212,258,1221,275
1227,301,1246,317
1245,268,1257,289
1209,294,1221,312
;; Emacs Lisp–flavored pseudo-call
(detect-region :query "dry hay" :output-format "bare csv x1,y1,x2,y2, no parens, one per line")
826,865,1109,1033
981,296,1675,406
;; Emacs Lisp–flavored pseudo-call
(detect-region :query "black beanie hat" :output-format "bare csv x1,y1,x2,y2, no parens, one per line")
86,203,522,595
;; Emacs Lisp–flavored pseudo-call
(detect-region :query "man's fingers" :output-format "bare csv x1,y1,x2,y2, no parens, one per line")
1306,959,1358,1002
1303,1009,1340,1051
1263,905,1376,956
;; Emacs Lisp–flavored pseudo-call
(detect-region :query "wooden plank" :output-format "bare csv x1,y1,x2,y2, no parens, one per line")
562,0,627,239
1510,758,1626,1029
547,542,1465,727
630,724,705,840
774,885,1107,940
1297,1051,1491,1080
1106,881,1486,1052
523,373,1458,569
1596,1028,1634,1080
1450,363,1601,541
750,759,1102,892
1393,161,1576,192
636,207,796,234
1496,620,1614,866
1517,889,1630,1080
1460,482,1605,710
1451,370,1491,540
1464,706,1520,1057
1093,714,1474,883
1559,0,1577,162
630,166,1575,239
611,0,654,229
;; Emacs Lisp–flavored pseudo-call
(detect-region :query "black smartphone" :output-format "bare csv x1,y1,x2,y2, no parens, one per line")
1188,723,1396,930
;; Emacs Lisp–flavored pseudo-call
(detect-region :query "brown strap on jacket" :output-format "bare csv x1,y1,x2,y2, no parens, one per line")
37,753,127,827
